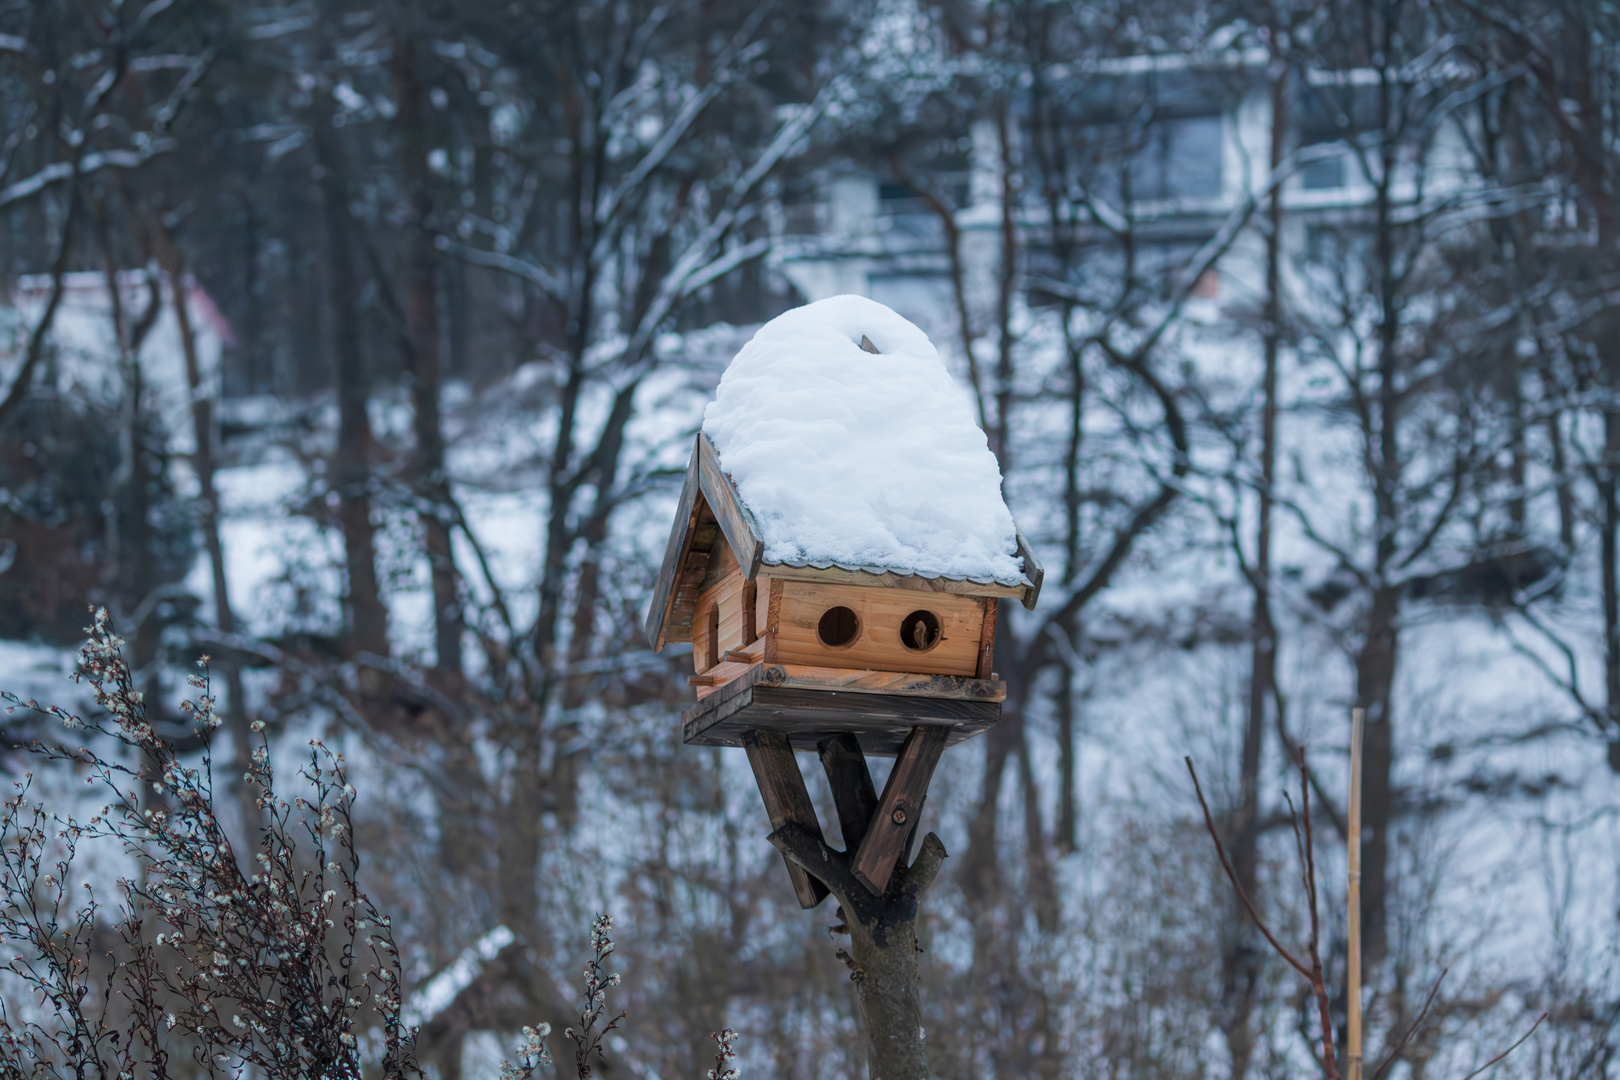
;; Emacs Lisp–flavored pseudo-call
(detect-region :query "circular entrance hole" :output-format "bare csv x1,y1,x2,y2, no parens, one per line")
901,610,942,652
817,606,860,648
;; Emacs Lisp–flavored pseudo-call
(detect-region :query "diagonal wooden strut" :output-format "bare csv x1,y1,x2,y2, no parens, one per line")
742,730,830,908
853,725,948,894
818,733,879,854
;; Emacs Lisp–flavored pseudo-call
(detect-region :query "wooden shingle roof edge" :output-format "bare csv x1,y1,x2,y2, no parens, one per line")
644,433,1043,652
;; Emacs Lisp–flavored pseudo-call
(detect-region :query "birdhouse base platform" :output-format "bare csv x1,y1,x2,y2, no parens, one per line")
682,662,1003,756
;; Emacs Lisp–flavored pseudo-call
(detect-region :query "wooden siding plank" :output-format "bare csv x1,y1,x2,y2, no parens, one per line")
691,658,760,700
743,730,830,909
722,638,766,664
701,537,740,593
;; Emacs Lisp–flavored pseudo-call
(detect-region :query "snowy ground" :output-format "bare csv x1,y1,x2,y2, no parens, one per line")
1,300,1613,1076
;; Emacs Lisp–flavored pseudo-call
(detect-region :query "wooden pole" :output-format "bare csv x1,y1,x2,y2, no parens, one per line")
1348,707,1365,1080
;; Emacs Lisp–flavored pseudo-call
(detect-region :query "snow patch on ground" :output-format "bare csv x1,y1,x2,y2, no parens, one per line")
702,295,1022,583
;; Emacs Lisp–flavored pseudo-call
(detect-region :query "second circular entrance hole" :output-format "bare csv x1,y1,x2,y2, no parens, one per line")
901,610,942,651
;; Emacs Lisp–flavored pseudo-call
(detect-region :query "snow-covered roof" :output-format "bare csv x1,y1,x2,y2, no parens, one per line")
702,295,1025,584
1,271,228,456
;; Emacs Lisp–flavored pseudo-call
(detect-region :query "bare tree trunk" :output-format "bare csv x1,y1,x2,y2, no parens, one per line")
1223,47,1287,1078
95,201,162,659
0,172,78,431
1054,670,1077,854
958,100,1034,941
1360,15,1404,966
1354,586,1398,965
153,217,257,835
315,124,389,659
394,30,463,681
1603,412,1620,767
771,736,949,1080
1550,413,1576,553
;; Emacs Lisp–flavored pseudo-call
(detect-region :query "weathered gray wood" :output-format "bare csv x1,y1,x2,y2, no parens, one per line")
852,725,948,894
977,597,998,679
761,663,1004,699
742,730,830,908
683,680,1000,756
697,432,764,578
1015,526,1044,611
645,434,704,650
818,733,879,853
661,502,721,647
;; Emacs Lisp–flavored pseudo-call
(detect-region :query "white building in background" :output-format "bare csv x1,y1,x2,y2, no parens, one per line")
772,52,1477,336
0,270,231,453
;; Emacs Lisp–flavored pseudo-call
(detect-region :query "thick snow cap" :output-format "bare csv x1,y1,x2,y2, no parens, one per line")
702,295,1024,584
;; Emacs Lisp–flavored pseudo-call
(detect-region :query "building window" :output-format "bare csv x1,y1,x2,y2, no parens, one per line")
1133,115,1224,199
1301,155,1346,190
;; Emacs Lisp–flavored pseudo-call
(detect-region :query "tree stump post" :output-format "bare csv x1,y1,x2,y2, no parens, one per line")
766,731,947,1080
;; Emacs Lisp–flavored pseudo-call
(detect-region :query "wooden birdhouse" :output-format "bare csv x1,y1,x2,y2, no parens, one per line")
645,296,1041,906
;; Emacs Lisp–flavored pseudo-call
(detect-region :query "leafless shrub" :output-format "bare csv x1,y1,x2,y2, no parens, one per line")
563,912,628,1079
706,1027,740,1080
0,608,414,1078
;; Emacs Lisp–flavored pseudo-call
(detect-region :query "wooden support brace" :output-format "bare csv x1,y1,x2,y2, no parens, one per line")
852,725,948,894
742,730,830,909
818,733,879,854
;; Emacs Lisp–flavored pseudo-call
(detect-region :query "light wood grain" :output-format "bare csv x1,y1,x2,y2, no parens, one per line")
696,602,719,671
694,561,749,676
722,638,766,664
760,560,1026,600
691,658,758,700
701,536,739,592
773,580,986,677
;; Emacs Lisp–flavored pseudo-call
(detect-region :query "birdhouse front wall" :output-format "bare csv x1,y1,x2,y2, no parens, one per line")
687,533,999,700
765,580,989,677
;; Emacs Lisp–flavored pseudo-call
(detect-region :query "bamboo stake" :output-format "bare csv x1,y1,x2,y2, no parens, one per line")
1348,707,1365,1080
